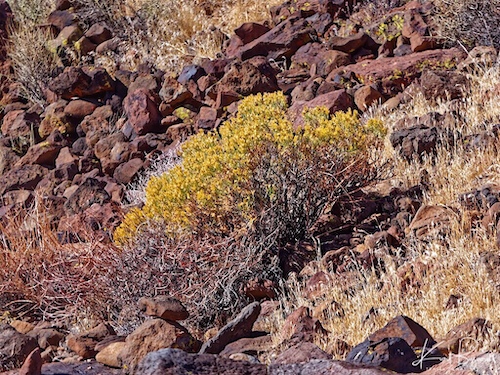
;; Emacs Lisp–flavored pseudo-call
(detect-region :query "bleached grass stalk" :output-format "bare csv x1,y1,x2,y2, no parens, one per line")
125,148,180,207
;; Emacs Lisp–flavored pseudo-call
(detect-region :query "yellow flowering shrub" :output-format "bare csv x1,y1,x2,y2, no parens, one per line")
114,92,385,245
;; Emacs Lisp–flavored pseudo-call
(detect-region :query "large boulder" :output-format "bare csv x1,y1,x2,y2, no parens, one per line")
136,348,267,375
118,319,201,373
228,17,316,61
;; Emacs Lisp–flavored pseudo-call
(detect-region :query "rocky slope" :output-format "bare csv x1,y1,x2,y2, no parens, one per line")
1,0,500,373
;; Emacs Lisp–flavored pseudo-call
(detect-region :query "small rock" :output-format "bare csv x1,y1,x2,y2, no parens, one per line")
200,302,261,354
85,22,112,45
96,341,127,368
438,318,493,355
124,89,161,135
66,322,115,359
138,296,189,321
272,342,331,365
354,85,384,111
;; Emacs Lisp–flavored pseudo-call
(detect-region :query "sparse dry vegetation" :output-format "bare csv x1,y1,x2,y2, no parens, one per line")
431,0,500,48
3,0,500,370
264,62,500,358
0,197,121,325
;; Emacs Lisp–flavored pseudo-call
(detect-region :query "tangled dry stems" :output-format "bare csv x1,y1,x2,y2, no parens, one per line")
430,0,500,49
0,198,121,325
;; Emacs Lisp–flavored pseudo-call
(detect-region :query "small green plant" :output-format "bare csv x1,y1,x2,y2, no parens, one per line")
376,14,404,41
114,91,385,245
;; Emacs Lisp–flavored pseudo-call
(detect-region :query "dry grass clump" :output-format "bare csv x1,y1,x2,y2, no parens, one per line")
125,0,281,72
0,197,122,326
267,64,500,357
6,0,59,107
430,0,500,49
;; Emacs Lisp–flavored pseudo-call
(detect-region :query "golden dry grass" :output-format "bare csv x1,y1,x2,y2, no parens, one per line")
266,64,500,358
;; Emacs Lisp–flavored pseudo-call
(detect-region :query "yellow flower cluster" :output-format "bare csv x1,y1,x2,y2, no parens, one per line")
114,92,385,244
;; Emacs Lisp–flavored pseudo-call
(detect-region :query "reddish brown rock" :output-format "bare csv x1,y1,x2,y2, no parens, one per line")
96,341,127,368
75,36,97,54
85,22,112,45
94,132,128,174
195,106,218,130
418,69,468,102
0,164,48,195
234,22,270,45
138,296,189,321
327,48,465,91
15,141,63,167
124,89,161,135
48,66,115,100
1,109,40,139
113,158,144,184
80,105,114,135
64,99,98,119
282,306,329,342
231,17,316,61
200,302,261,354
66,322,116,360
118,319,201,372
438,318,492,355
64,177,111,214
390,123,439,161
129,74,161,95
28,327,65,349
18,348,42,375
354,85,384,111
368,315,437,348
402,9,437,52
0,146,20,176
55,147,78,169
39,100,73,139
328,31,372,53
292,43,351,76
243,278,276,300
220,335,273,357
216,60,278,100
47,10,77,31
0,324,38,371
272,342,331,365
289,89,353,126
159,77,195,112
